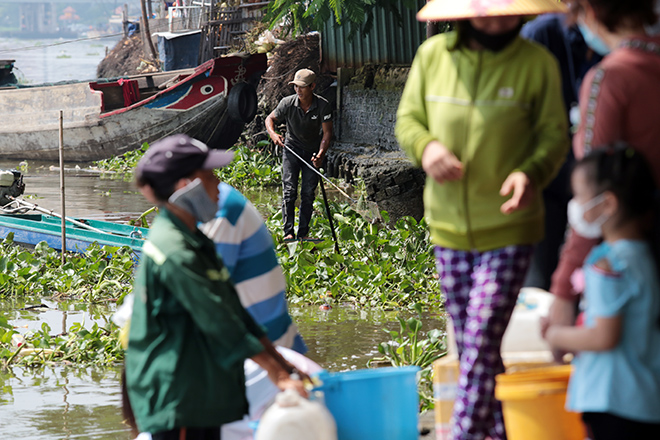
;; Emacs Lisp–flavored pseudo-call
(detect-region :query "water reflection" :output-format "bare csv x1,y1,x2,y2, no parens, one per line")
1,297,114,336
0,366,130,440
0,160,153,221
293,305,447,371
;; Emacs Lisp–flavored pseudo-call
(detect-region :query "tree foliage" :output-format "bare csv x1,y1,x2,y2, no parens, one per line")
264,0,419,40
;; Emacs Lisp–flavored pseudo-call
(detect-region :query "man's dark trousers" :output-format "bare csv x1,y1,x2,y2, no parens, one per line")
282,145,318,238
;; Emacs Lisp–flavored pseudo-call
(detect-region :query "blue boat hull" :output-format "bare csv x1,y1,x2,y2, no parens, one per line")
0,214,146,256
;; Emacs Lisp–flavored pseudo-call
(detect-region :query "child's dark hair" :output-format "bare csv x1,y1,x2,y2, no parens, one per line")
575,144,660,325
575,144,656,224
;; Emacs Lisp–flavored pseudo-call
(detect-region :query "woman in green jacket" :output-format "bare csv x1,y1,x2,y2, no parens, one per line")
396,1,569,439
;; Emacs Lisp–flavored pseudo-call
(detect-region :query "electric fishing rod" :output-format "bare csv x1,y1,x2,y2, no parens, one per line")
280,143,357,204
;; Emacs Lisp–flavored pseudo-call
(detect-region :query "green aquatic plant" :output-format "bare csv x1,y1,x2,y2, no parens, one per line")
0,316,123,368
0,235,135,301
93,142,149,175
269,202,442,308
369,303,446,412
216,141,282,189
93,142,282,189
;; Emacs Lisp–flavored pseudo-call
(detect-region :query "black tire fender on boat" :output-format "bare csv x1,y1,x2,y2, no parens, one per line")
227,82,258,123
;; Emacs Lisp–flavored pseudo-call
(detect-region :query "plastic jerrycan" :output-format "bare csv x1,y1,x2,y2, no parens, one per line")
255,388,337,440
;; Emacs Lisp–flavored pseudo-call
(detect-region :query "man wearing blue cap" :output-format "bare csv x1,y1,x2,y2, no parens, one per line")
126,134,305,440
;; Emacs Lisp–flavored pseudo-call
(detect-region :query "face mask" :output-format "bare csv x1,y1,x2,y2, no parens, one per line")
567,193,610,239
168,178,218,223
464,20,522,52
577,22,611,56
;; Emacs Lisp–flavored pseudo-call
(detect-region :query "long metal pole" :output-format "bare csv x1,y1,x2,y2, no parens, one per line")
319,178,339,253
281,143,356,203
58,111,66,263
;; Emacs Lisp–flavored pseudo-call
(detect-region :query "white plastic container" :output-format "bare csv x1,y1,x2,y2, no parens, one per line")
255,389,337,440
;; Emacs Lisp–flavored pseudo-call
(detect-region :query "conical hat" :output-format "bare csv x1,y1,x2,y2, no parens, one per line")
417,0,567,21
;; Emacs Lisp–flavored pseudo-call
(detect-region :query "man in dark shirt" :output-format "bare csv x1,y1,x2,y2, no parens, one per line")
265,69,333,241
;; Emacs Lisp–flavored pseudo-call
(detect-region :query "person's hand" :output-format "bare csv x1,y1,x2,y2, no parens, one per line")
544,326,559,346
421,141,463,184
500,171,534,214
283,360,312,385
270,132,284,147
312,153,324,168
276,375,308,398
540,317,566,362
540,316,550,340
549,297,577,327
547,298,578,363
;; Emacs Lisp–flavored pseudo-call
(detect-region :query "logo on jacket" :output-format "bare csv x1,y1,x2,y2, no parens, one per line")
498,87,514,99
311,115,318,120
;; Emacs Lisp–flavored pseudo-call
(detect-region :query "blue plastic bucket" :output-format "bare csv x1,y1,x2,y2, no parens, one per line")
315,366,420,440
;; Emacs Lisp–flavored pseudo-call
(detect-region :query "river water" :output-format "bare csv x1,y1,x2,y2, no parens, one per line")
0,36,121,85
0,164,446,438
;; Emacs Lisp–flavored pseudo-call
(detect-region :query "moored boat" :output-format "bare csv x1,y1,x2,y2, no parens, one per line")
0,213,147,256
0,53,266,162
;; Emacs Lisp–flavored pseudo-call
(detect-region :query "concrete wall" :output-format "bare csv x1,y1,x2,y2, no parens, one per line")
339,88,401,152
327,65,426,222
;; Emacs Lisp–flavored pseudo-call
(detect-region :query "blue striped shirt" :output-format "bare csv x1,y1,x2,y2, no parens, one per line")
201,183,306,353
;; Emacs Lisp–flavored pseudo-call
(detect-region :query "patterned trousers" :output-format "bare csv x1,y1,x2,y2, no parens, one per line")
434,245,533,440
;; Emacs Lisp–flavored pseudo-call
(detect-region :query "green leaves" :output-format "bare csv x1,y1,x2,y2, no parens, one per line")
369,307,446,412
0,238,136,300
264,0,416,39
94,143,281,191
267,199,440,309
0,320,123,368
216,145,282,189
93,142,149,177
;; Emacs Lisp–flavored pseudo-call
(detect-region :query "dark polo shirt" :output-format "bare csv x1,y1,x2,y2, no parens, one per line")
271,94,333,153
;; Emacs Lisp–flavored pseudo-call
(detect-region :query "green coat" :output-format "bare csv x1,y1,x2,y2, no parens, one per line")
396,32,569,251
126,208,266,434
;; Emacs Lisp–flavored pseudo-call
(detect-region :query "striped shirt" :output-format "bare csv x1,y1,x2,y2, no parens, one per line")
201,183,306,353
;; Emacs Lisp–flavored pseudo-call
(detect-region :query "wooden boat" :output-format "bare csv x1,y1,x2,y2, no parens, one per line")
0,53,266,162
0,213,147,256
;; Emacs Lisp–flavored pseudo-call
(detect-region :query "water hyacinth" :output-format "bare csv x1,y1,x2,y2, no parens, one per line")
1,315,123,368
267,201,442,309
0,235,135,301
94,142,282,190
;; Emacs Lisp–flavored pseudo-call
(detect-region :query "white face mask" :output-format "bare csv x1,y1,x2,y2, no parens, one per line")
168,178,218,223
567,193,610,239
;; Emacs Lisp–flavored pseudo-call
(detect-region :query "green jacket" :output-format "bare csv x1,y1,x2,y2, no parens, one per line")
396,32,569,251
126,209,266,434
